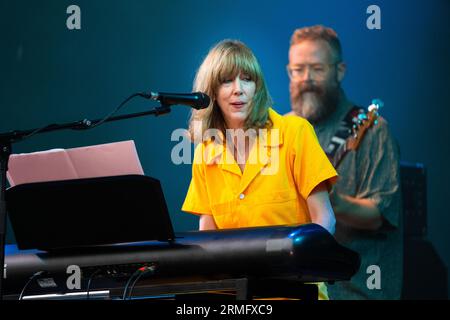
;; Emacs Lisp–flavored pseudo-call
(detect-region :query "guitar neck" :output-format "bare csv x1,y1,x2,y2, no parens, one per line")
329,101,381,169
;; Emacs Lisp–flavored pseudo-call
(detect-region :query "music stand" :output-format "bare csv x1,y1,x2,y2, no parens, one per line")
6,174,175,251
0,94,177,299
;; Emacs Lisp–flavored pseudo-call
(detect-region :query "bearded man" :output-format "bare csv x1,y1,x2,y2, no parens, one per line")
286,25,403,300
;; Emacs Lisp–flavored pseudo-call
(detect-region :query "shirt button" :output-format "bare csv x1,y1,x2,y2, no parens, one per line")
239,193,245,200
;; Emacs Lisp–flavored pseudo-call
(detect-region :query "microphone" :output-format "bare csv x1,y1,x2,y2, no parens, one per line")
141,91,210,110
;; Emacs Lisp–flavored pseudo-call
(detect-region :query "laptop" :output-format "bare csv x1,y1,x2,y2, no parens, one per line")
5,141,175,251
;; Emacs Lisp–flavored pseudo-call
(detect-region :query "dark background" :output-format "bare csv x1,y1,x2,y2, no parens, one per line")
1,0,449,297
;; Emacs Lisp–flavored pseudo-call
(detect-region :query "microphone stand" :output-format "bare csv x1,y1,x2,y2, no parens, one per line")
0,103,172,300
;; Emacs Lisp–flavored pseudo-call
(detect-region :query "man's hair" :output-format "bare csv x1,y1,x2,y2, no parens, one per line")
188,39,272,140
290,25,343,62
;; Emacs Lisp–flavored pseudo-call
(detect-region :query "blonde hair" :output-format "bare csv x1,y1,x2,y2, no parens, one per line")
188,39,272,140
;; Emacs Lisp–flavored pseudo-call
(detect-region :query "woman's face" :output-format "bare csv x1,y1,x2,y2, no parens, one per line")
216,72,256,129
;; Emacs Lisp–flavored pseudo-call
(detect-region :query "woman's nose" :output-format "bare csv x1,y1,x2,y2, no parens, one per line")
232,78,243,94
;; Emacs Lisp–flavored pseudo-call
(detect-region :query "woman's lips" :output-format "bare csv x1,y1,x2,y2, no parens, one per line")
230,102,246,108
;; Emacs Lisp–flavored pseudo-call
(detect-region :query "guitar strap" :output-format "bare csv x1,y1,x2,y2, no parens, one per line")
324,106,364,158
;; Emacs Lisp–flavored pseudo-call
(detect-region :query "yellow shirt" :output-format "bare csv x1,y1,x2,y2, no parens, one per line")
182,108,337,228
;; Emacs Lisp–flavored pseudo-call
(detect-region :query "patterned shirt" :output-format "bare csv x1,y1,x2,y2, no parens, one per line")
315,96,403,300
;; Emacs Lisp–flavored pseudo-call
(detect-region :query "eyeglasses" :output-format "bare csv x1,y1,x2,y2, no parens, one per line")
286,62,339,80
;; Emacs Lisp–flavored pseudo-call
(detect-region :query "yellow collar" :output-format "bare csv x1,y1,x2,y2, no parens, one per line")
203,108,284,165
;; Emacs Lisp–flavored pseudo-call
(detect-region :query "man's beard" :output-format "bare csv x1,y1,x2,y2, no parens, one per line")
290,80,340,124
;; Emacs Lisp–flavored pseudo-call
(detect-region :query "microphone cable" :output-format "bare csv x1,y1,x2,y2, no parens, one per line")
18,270,47,300
17,92,143,142
73,92,142,130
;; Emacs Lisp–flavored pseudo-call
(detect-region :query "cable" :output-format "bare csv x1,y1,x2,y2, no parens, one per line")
18,124,59,141
86,269,102,300
127,264,156,300
121,265,156,300
16,92,142,142
122,268,144,300
77,93,142,130
18,270,47,300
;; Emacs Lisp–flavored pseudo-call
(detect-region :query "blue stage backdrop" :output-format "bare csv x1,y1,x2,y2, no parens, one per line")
1,0,449,296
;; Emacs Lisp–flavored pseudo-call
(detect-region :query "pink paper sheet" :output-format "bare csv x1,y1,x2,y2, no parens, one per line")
7,140,144,187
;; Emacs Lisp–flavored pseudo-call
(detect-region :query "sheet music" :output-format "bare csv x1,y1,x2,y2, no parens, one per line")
7,140,144,187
